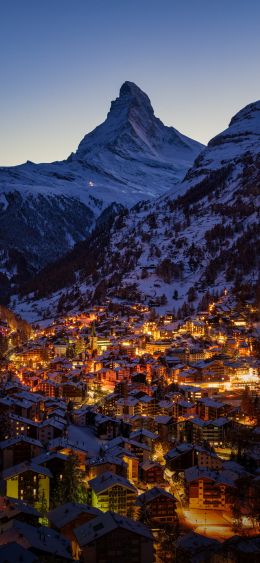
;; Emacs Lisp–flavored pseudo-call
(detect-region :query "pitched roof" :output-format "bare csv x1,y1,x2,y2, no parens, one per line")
130,429,158,440
89,471,137,494
135,487,175,506
74,511,153,546
0,520,72,559
165,443,193,460
0,542,37,563
2,461,52,480
0,435,43,449
176,531,220,553
48,502,101,528
0,497,40,520
32,451,68,465
184,466,243,487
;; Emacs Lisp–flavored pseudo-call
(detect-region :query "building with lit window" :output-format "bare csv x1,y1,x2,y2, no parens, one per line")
89,471,137,516
185,466,234,510
2,461,51,509
135,487,177,526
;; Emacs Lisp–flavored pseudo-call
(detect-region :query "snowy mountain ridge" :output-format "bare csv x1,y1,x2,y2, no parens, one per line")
15,99,260,321
73,81,202,194
0,82,202,293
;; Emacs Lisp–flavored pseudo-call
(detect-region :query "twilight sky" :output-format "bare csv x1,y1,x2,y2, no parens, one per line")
1,0,259,166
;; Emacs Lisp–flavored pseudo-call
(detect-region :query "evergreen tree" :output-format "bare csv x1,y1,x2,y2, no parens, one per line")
39,490,48,525
53,450,88,506
0,410,11,441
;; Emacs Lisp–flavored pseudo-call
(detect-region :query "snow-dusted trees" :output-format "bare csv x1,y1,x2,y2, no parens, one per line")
156,259,183,283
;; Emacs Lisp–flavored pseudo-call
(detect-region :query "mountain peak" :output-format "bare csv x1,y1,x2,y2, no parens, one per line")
208,99,260,148
229,100,260,127
73,82,203,189
119,81,152,104
108,81,154,119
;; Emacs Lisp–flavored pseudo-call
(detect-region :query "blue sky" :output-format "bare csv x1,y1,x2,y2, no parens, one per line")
1,0,259,165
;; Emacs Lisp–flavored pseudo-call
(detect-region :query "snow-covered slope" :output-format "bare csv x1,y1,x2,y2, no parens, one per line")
0,82,202,292
72,81,203,196
16,100,259,320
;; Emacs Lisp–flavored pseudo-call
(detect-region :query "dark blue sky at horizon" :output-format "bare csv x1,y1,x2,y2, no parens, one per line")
1,0,259,165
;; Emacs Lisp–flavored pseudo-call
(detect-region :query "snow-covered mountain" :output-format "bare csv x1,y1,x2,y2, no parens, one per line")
16,100,259,321
71,81,203,195
0,81,202,294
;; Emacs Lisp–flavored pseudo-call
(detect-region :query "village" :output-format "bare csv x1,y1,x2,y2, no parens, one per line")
0,293,259,562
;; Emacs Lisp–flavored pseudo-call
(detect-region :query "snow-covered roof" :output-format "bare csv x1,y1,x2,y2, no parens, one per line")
135,486,175,506
166,443,193,460
176,531,220,553
48,502,101,528
0,542,37,563
0,497,40,520
74,510,153,546
89,471,137,494
0,435,43,449
0,520,72,559
2,461,52,480
130,429,158,440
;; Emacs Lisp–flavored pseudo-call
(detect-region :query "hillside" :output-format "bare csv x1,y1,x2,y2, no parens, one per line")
12,100,260,320
0,82,202,299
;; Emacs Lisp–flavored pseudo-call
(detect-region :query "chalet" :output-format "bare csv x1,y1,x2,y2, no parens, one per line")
0,436,44,470
74,510,154,563
157,400,174,416
0,520,72,561
187,417,231,446
32,451,69,501
0,497,40,527
139,460,165,486
192,359,225,383
88,471,137,516
180,319,205,336
37,380,61,398
12,347,48,368
136,487,177,526
38,419,65,444
53,341,68,357
88,454,127,480
10,397,36,420
139,395,156,417
116,397,140,417
130,428,158,449
48,502,101,559
2,461,52,509
0,542,38,563
173,399,196,418
165,443,198,472
176,532,220,562
154,415,174,441
106,436,151,464
179,385,205,402
94,414,129,440
10,414,39,440
217,535,260,562
184,466,236,510
129,414,155,433
109,447,139,484
196,397,230,421
72,406,89,426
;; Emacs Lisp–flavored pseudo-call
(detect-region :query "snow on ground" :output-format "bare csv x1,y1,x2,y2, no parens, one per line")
68,424,104,457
